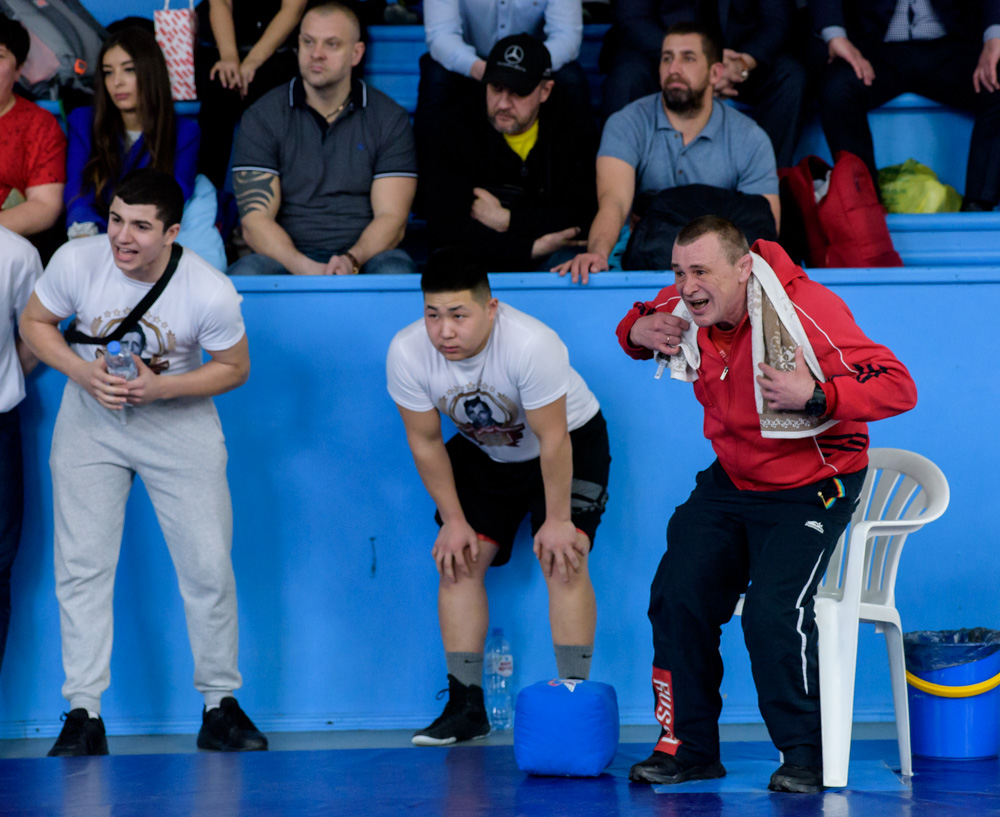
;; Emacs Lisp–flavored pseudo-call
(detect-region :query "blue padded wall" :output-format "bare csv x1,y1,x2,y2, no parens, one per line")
4,270,998,739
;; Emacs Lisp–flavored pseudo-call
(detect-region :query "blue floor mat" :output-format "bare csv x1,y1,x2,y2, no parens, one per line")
1,740,998,816
652,760,907,793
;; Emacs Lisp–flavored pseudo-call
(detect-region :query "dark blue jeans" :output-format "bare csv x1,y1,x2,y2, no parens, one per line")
0,407,23,674
227,248,416,276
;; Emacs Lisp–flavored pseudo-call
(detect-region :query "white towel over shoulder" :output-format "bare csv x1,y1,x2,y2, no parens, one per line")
654,252,838,439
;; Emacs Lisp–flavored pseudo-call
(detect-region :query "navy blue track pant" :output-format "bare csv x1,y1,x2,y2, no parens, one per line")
648,460,865,768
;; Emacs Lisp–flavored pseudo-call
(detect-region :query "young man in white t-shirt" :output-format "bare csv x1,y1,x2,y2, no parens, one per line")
387,247,611,745
20,169,267,757
0,227,41,676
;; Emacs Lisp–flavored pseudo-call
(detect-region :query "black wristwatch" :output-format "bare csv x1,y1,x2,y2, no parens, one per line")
804,383,827,417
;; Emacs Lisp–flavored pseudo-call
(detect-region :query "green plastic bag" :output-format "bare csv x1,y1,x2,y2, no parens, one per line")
878,159,962,213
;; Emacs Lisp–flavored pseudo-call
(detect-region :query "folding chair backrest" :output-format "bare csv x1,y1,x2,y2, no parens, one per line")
816,448,950,607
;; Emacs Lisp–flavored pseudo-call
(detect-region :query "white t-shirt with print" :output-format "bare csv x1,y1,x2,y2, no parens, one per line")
34,235,245,376
0,227,43,413
387,302,600,463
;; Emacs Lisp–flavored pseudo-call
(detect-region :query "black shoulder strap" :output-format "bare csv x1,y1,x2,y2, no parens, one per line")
64,244,183,345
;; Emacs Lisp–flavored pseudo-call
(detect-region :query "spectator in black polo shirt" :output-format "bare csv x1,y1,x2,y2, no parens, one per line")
422,34,598,271
228,0,418,275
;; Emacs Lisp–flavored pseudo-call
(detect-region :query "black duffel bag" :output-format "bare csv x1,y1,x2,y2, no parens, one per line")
622,183,778,271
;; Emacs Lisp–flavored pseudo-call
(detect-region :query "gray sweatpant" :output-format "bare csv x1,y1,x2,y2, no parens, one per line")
50,382,242,714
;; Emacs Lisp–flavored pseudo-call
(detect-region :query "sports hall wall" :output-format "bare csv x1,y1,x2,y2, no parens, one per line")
5,270,997,738
4,1,995,738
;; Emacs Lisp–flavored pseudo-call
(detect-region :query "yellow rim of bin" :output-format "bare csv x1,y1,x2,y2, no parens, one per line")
906,670,1000,698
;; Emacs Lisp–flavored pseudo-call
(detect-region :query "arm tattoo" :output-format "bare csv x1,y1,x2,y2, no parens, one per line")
234,170,277,218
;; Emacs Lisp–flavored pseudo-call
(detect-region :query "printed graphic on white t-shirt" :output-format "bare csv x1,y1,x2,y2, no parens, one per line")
387,302,599,463
439,384,526,449
34,235,245,377
76,307,178,373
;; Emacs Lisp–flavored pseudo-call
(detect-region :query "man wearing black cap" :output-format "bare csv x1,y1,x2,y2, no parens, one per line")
423,34,598,271
414,0,592,202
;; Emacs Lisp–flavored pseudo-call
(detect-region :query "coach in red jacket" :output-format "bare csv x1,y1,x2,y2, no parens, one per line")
618,215,916,793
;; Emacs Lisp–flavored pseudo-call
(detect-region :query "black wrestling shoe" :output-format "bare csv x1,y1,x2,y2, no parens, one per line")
47,709,109,757
197,697,268,751
628,751,726,784
768,763,824,793
411,674,490,746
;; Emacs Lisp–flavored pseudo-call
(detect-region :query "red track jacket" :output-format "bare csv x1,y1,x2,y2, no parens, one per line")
615,240,918,490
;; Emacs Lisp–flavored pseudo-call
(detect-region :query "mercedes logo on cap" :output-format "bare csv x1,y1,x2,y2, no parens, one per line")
503,45,524,65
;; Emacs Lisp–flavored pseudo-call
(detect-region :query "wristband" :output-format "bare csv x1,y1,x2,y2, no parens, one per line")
344,251,360,274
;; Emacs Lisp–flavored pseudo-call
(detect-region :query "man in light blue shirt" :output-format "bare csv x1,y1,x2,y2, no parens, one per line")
599,85,777,198
599,0,807,167
555,22,778,282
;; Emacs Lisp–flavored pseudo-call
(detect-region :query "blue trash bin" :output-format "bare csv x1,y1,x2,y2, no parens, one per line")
905,629,1000,760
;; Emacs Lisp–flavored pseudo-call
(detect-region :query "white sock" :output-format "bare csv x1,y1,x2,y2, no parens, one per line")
203,691,230,710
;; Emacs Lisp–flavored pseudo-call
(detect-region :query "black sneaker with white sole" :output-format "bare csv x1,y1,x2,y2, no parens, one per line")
411,674,490,746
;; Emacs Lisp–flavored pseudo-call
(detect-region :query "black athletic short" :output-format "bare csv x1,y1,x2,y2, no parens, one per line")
436,410,611,566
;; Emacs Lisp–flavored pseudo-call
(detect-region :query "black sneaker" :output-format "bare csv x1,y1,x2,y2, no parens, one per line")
47,709,109,757
196,697,268,751
628,751,726,784
411,674,490,746
768,763,824,793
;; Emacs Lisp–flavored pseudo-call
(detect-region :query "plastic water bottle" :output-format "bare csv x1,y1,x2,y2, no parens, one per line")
105,341,136,425
105,340,137,381
485,627,514,730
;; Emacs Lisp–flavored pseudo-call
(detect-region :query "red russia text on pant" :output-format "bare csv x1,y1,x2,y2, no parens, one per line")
653,667,681,754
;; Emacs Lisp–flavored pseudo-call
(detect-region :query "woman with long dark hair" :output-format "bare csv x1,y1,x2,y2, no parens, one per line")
65,27,198,238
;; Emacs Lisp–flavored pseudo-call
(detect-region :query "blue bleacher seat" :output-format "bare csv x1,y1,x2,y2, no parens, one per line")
32,21,991,266
887,212,1000,266
36,99,62,117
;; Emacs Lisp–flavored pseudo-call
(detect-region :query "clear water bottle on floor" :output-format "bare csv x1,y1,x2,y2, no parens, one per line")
105,340,137,381
485,627,514,730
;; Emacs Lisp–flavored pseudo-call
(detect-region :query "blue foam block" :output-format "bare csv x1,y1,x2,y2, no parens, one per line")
514,680,619,777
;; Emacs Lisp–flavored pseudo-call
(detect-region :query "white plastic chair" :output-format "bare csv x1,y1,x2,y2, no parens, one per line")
735,448,950,787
